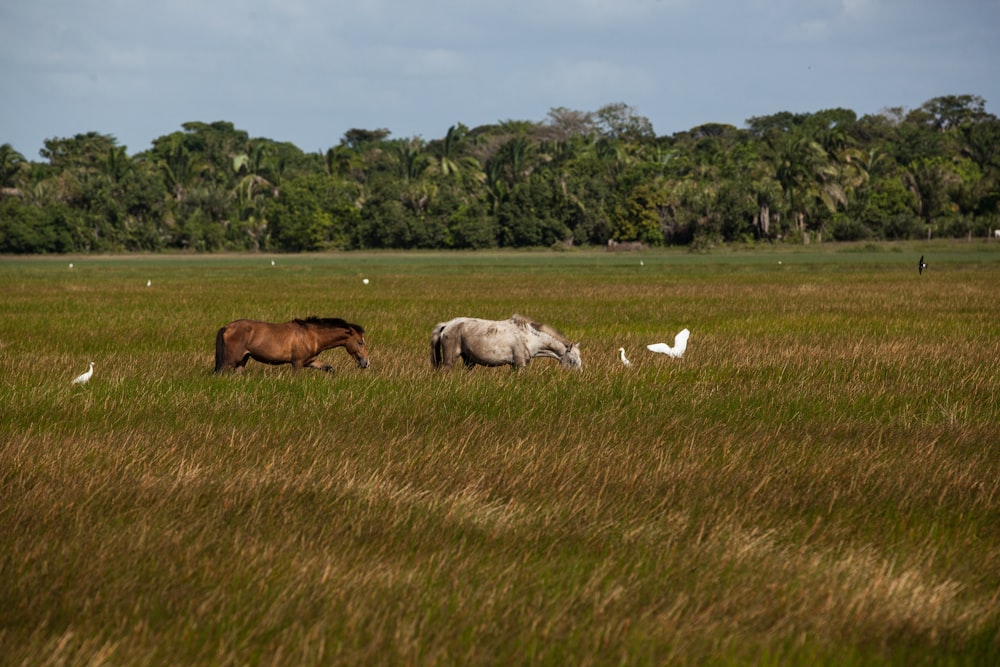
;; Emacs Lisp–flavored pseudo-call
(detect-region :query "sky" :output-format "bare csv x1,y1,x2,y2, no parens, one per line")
2,0,999,158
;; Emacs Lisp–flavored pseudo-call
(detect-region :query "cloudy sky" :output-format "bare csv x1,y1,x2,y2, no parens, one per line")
2,0,998,157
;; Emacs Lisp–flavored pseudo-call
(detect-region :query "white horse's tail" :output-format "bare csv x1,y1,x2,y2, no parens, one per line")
430,323,446,368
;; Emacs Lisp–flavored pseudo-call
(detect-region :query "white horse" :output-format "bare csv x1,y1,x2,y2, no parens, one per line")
430,315,582,371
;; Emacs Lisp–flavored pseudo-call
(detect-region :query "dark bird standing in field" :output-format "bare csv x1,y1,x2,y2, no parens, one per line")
918,255,927,274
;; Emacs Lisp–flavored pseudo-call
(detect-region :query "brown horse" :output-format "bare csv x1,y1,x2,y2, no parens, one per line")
215,317,369,373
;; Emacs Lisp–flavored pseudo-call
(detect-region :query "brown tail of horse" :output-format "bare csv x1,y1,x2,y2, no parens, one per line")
214,325,227,373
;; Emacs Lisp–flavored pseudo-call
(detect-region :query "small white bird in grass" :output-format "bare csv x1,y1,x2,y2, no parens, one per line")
362,278,369,285
146,279,152,287
647,328,690,359
72,362,94,385
618,347,631,367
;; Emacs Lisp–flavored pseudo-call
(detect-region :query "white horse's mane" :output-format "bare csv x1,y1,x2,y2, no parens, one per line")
511,314,573,347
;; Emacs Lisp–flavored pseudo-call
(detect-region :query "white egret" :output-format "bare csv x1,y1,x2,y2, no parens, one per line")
362,278,369,285
72,362,94,385
146,279,152,287
618,347,631,367
647,328,690,358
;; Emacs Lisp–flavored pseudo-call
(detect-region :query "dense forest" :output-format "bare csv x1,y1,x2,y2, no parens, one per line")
1,94,998,253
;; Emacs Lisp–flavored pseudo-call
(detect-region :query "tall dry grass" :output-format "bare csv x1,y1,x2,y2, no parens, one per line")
1,244,998,665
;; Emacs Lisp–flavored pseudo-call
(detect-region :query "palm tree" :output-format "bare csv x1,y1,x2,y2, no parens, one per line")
483,154,509,215
427,124,480,179
902,157,961,225
391,139,430,182
773,134,846,233
102,146,133,184
156,136,212,201
233,141,282,200
0,143,26,197
492,136,536,188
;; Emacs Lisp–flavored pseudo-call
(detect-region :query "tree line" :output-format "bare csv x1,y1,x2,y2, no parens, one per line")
1,95,998,253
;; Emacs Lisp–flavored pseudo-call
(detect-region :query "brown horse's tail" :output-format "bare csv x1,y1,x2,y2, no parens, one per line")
214,325,227,373
430,324,445,368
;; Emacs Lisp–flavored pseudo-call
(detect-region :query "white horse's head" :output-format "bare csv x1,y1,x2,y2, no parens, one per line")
560,342,583,371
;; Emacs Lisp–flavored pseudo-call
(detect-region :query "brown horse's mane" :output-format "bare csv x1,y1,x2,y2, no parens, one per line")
294,316,365,334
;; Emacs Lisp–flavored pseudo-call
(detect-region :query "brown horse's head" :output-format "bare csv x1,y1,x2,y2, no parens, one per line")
345,325,370,369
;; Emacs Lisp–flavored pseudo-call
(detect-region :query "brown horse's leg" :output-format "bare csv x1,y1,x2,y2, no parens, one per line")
234,352,250,372
302,358,333,372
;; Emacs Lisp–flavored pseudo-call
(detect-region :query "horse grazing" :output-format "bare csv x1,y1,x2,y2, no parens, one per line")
430,315,582,371
215,317,369,373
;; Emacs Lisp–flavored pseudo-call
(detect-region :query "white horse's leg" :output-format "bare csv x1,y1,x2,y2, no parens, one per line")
511,343,532,368
440,331,462,369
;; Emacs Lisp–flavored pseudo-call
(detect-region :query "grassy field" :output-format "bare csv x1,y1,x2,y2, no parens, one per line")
2,241,999,665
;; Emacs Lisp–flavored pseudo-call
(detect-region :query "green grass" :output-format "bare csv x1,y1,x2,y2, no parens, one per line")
2,241,999,665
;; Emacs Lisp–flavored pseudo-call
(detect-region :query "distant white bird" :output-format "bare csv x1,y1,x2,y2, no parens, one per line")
618,347,631,367
362,278,369,285
271,260,275,266
72,362,94,385
918,255,927,275
647,328,690,358
146,279,152,287
68,263,73,269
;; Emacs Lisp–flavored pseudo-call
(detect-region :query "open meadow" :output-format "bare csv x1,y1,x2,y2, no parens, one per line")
2,242,999,665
